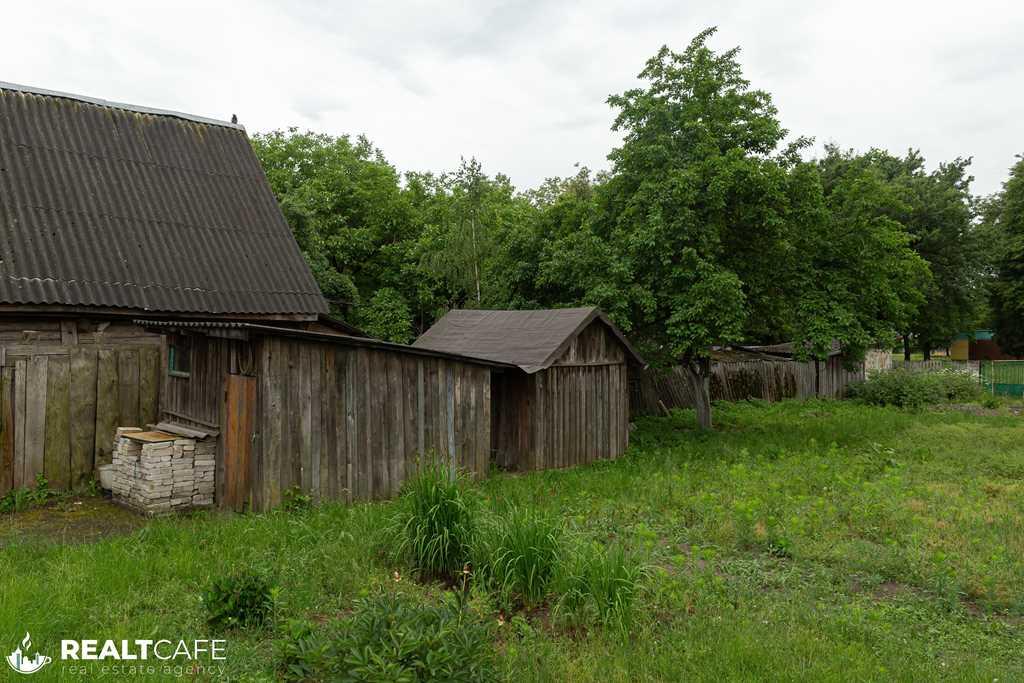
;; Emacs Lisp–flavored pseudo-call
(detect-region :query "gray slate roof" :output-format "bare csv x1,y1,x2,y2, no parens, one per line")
413,307,643,373
0,82,327,316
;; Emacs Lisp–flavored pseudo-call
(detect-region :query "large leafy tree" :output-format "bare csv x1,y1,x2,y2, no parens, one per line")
540,29,928,428
990,156,1024,355
543,28,799,428
818,147,984,359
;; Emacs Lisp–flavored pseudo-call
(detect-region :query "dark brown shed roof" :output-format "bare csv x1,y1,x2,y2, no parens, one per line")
0,82,327,317
412,307,644,373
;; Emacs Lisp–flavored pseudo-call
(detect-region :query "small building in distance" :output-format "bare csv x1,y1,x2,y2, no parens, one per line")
949,330,1023,361
414,307,645,472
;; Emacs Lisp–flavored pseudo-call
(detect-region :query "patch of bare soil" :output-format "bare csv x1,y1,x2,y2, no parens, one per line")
0,495,146,547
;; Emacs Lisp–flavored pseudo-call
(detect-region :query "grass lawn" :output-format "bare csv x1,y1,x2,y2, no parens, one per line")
1,400,1022,681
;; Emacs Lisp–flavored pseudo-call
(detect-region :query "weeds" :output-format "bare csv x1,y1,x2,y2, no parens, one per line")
472,505,562,610
202,570,278,630
848,367,983,408
277,591,498,682
0,475,59,514
282,485,313,513
556,541,645,631
385,460,477,582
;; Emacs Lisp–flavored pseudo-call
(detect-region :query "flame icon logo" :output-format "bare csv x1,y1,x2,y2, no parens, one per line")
6,632,51,674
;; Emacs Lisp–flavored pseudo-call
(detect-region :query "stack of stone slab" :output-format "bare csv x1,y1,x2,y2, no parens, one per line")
111,428,216,514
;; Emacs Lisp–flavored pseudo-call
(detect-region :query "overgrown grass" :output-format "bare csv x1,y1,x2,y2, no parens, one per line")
1,400,1022,680
472,505,563,610
383,460,477,582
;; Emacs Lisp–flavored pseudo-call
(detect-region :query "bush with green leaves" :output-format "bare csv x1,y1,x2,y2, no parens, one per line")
202,570,277,630
276,592,498,682
385,461,477,582
555,541,645,631
848,368,983,408
472,505,562,610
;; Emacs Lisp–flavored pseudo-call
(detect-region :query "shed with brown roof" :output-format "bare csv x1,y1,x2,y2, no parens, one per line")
415,307,644,472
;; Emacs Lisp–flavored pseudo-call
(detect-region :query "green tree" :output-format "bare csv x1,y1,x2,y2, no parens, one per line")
818,147,984,359
800,155,930,360
410,159,534,314
357,287,414,343
541,29,927,428
990,156,1024,355
251,129,418,330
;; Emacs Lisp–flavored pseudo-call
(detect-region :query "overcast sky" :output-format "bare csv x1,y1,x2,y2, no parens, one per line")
3,1,1022,195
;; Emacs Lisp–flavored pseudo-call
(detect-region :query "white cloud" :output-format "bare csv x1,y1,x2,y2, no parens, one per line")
2,0,1021,194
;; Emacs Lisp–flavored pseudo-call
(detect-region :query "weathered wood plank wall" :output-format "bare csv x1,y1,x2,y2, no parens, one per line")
631,356,866,416
0,328,162,491
497,320,631,472
251,337,492,511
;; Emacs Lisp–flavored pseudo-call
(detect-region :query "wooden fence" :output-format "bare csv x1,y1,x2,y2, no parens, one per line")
631,356,865,416
0,344,161,495
888,359,981,376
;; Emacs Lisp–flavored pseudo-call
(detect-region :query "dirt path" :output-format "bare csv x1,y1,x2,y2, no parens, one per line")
0,496,147,547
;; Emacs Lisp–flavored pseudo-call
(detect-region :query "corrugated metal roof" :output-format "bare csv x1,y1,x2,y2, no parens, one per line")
135,319,517,369
0,83,328,316
412,307,644,373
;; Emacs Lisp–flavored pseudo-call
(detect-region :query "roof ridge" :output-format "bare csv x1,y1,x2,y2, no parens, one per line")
0,81,244,131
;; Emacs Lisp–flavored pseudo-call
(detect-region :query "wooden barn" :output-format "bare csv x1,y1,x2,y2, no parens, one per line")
0,82,341,497
413,308,645,471
137,320,509,511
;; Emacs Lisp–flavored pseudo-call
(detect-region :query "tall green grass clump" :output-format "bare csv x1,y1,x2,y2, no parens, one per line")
472,506,562,609
556,541,645,631
385,461,476,582
849,368,983,408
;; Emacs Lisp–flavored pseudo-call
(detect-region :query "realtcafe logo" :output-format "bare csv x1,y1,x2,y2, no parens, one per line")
7,632,226,677
6,633,51,675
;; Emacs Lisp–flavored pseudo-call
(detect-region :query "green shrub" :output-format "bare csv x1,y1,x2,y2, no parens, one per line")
472,506,562,609
938,369,985,402
848,368,982,408
277,592,498,682
202,570,277,629
555,542,645,631
385,461,477,582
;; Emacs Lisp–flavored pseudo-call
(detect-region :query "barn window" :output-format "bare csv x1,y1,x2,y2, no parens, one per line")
169,337,192,378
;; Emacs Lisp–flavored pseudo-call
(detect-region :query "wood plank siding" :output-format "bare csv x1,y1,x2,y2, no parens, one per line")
0,318,162,491
249,337,492,511
493,320,631,471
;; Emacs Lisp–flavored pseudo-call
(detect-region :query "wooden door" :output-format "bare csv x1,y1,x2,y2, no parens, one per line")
223,374,256,511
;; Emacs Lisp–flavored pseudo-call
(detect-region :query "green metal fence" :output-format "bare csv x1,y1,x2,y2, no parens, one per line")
980,361,1024,397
